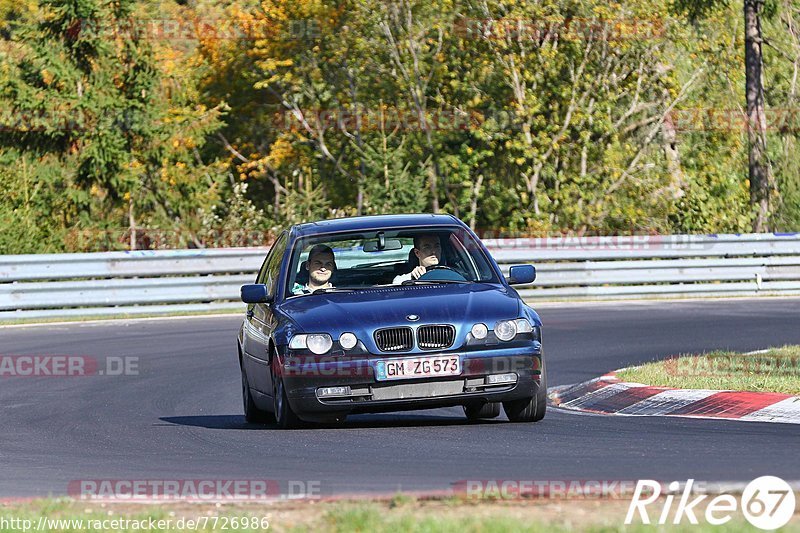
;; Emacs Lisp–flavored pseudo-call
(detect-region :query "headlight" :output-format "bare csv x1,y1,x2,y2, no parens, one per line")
306,334,333,354
289,333,333,354
494,320,517,341
470,323,488,340
339,332,358,350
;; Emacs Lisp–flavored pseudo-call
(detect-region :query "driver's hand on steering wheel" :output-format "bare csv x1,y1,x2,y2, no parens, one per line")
410,266,427,279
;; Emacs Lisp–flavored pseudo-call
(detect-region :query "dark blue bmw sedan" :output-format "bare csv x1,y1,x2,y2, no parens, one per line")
237,214,545,428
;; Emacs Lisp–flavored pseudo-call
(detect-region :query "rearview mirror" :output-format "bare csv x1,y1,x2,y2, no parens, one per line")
363,238,403,252
241,284,272,304
507,265,536,285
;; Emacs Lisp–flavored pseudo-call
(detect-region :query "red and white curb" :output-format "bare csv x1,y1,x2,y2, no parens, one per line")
549,372,800,424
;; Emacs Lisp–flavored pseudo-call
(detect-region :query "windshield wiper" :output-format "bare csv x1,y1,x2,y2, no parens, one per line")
311,288,357,294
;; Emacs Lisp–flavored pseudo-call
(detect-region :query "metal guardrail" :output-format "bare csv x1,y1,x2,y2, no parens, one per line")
1,233,799,320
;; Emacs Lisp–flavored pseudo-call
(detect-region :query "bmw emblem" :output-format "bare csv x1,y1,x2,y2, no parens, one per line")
406,314,420,322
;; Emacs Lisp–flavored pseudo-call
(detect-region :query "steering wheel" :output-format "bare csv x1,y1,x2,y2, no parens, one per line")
427,265,457,273
418,265,468,282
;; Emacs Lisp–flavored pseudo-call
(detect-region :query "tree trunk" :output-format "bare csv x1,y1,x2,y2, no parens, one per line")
468,174,484,230
661,109,686,199
128,198,136,251
428,164,439,212
744,0,773,231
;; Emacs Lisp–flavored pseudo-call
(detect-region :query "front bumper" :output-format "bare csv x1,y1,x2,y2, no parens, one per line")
279,344,543,422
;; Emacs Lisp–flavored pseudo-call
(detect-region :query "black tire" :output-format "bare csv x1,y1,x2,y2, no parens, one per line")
242,365,274,424
503,358,547,423
464,402,501,420
272,356,302,429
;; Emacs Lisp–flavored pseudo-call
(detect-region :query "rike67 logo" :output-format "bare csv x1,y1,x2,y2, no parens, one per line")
626,476,796,530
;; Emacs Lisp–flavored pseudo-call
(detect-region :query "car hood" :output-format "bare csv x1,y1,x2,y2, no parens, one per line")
278,283,523,337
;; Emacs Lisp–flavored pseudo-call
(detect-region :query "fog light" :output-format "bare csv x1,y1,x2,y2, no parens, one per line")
339,332,358,350
318,386,351,398
471,323,488,340
486,373,517,385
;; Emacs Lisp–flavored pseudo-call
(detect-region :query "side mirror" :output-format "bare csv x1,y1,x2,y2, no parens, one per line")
507,264,536,285
241,284,272,304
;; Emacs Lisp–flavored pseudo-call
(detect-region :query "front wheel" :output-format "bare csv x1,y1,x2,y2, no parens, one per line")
242,366,274,424
464,402,501,421
272,356,302,429
503,360,547,423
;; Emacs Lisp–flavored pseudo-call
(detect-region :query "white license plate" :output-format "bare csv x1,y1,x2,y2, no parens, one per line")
375,355,461,381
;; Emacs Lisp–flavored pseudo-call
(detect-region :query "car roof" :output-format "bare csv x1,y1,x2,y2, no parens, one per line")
291,214,464,238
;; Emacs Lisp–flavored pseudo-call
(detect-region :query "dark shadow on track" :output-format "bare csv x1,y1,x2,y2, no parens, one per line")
158,415,264,430
159,413,504,430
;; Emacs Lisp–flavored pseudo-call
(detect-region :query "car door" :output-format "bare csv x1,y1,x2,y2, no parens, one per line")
243,232,288,396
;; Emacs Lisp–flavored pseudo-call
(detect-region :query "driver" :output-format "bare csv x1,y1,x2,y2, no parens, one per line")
393,234,442,284
292,244,336,294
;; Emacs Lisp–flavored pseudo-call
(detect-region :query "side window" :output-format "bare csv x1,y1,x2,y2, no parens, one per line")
448,233,482,281
257,233,287,285
255,256,269,284
264,233,288,297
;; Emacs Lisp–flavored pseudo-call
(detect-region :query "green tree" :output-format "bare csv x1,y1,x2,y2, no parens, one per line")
0,0,231,251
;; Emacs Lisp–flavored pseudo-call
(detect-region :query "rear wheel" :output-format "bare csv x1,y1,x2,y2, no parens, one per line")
503,358,547,423
463,402,501,421
242,365,274,424
272,355,302,429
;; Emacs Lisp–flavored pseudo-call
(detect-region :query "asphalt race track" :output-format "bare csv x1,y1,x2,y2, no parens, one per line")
2,298,800,498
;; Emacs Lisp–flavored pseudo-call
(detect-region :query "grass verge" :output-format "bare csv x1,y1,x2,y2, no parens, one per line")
616,345,800,394
2,495,798,532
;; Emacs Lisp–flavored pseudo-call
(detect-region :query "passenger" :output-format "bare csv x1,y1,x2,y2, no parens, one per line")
393,234,442,284
292,244,336,294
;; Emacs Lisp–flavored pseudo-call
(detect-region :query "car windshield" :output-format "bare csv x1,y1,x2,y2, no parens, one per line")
286,227,500,296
